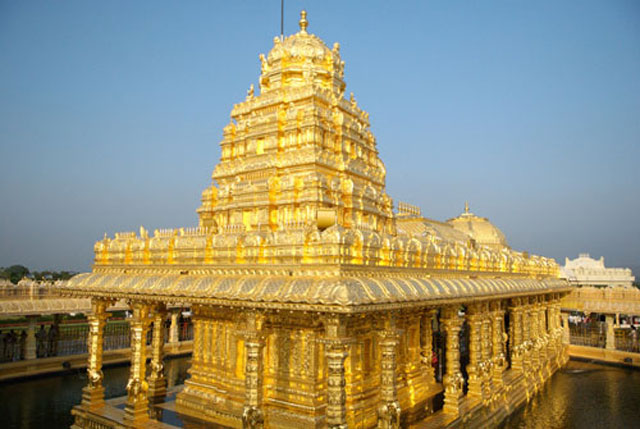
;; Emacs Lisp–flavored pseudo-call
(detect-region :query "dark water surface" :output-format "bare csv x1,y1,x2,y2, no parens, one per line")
0,356,191,429
0,359,638,428
502,361,640,429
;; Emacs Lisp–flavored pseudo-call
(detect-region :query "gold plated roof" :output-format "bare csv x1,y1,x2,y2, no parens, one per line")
60,272,568,311
447,202,509,250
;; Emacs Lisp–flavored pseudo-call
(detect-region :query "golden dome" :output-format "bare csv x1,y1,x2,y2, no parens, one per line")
267,11,334,62
259,11,345,93
446,202,509,250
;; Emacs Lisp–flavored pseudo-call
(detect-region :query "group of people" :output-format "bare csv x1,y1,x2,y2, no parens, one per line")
0,324,59,362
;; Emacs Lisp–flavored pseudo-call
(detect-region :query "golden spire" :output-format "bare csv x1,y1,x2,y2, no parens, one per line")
464,201,470,215
299,10,308,33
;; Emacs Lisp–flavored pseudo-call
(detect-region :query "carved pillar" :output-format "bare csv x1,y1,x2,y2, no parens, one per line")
378,314,401,429
420,309,436,385
441,306,464,417
490,301,505,387
480,303,493,399
554,299,564,351
508,298,522,370
531,299,543,366
465,304,483,399
148,304,167,404
605,314,616,350
323,315,349,429
81,299,111,408
242,311,266,429
168,310,180,344
521,301,533,370
24,316,37,360
123,301,152,425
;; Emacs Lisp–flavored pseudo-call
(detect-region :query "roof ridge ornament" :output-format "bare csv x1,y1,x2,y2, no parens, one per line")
299,10,308,33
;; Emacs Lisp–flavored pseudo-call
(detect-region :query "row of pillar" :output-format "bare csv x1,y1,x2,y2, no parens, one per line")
81,299,183,425
80,295,564,428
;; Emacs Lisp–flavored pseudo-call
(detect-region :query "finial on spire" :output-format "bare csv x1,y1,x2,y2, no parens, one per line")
299,10,308,33
464,201,470,214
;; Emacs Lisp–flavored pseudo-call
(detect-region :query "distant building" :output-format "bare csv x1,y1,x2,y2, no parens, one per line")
561,253,635,288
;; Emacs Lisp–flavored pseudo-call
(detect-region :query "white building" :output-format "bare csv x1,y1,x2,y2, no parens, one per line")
561,253,635,287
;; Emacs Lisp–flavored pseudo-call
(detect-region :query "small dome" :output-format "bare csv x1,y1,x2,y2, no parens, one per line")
267,11,335,62
446,202,509,250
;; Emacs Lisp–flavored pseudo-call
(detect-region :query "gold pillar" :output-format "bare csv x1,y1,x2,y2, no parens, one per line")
169,309,180,344
530,298,542,368
24,316,37,361
148,304,167,404
554,298,563,352
124,301,152,425
480,304,493,401
441,306,464,417
323,315,349,429
465,303,483,399
605,314,616,350
521,301,533,370
420,309,436,385
509,299,523,371
490,301,505,388
378,313,401,429
81,299,111,408
242,310,266,429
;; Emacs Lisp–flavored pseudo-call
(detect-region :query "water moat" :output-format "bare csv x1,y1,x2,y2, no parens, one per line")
0,357,637,429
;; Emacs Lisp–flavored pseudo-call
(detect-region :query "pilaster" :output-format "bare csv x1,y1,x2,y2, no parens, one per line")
322,315,350,429
377,313,401,429
241,311,266,429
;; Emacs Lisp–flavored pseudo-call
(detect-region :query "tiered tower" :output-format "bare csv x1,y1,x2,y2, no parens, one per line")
198,11,394,235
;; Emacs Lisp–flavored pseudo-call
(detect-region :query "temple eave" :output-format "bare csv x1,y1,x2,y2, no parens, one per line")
55,271,570,312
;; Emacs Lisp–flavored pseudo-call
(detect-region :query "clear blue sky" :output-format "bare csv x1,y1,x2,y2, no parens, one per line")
1,1,639,274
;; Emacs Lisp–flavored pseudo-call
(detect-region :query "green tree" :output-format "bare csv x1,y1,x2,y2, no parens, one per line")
3,265,30,284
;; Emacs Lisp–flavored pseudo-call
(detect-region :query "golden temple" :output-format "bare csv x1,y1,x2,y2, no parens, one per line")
59,11,572,429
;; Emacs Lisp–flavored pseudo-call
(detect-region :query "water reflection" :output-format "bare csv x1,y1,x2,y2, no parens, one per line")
0,358,637,428
501,361,640,429
0,355,191,429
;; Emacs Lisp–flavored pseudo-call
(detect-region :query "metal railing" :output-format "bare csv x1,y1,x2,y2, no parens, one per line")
569,321,640,353
0,318,193,363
